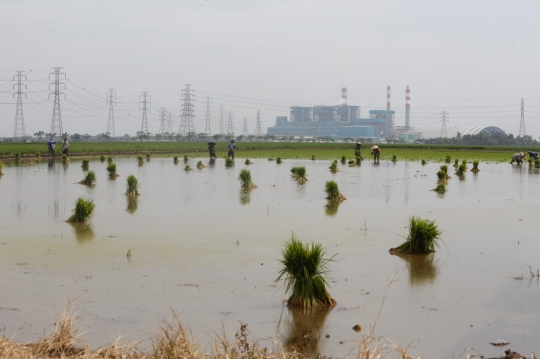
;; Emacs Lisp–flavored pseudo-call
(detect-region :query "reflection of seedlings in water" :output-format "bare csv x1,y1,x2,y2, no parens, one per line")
245,159,252,165
100,155,105,162
67,197,95,223
329,161,339,173
125,174,140,196
276,157,282,164
197,161,206,169
35,152,41,161
390,216,442,255
14,152,20,161
79,171,96,186
81,159,89,171
146,153,151,161
126,195,138,214
396,253,439,287
184,165,192,172
325,202,340,216
238,169,256,189
440,165,450,179
461,160,468,169
325,180,345,202
290,166,300,178
471,160,480,173
173,156,179,164
225,157,234,167
392,155,397,162
62,154,69,163
69,222,95,243
107,156,113,164
184,155,189,162
239,189,251,205
340,156,346,164
137,156,144,166
275,234,336,308
284,306,332,357
295,167,307,183
107,163,118,178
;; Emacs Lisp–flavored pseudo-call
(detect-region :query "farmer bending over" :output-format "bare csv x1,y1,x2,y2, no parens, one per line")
528,151,539,160
47,140,56,156
510,152,526,165
371,145,380,163
354,142,363,160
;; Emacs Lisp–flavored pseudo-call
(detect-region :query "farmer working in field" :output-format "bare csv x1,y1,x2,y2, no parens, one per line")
62,138,70,156
510,152,526,165
227,139,236,159
371,145,380,163
208,141,217,159
528,151,539,160
47,140,56,155
354,142,363,160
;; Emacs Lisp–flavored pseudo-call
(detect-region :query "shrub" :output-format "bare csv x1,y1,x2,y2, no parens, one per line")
107,163,118,177
275,234,335,308
325,180,345,201
67,197,95,223
80,171,96,186
238,169,256,189
391,216,442,255
125,175,140,196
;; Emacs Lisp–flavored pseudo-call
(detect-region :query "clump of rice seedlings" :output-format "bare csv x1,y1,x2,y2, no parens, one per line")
390,216,442,255
107,163,118,178
173,156,179,164
100,155,105,162
444,155,451,163
471,160,480,173
184,165,192,171
184,155,189,162
107,156,113,164
456,163,466,175
453,159,459,168
146,153,151,160
276,157,282,164
275,234,336,308
290,166,300,178
329,161,339,173
245,159,252,165
14,152,20,161
67,197,95,223
137,155,144,165
356,157,362,165
434,183,446,193
440,165,450,179
421,159,427,165
79,171,96,186
125,175,140,196
311,155,316,160
197,160,206,169
461,160,467,169
325,180,345,202
62,154,69,163
295,166,307,182
238,169,256,189
225,157,234,167
392,155,397,162
535,159,540,169
81,159,89,170
528,158,533,167
35,152,41,160
436,170,447,185
348,160,355,167
268,158,275,161
340,156,346,164
0,160,4,175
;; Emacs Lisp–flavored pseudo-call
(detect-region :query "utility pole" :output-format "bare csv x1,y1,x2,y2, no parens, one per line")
12,70,27,138
167,110,173,133
158,107,168,135
179,84,196,136
219,105,225,135
440,111,449,138
106,88,116,137
139,91,151,133
254,110,262,137
226,111,235,136
48,67,66,139
519,98,525,137
204,96,212,136
242,117,248,136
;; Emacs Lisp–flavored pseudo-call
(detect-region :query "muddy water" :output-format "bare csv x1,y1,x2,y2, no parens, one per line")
1,157,539,358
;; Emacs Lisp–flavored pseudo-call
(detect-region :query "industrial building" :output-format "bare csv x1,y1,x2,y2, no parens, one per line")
412,126,506,140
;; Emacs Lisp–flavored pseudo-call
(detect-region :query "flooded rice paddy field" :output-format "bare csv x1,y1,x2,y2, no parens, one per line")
1,157,539,358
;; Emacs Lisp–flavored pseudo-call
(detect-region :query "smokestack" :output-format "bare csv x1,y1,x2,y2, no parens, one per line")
387,86,391,111
341,87,347,105
405,86,410,130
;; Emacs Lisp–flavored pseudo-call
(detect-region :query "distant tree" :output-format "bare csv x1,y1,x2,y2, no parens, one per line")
71,133,81,141
197,133,208,140
97,132,111,141
34,131,45,139
155,133,163,141
136,131,145,142
185,132,197,142
236,134,245,142
83,133,91,141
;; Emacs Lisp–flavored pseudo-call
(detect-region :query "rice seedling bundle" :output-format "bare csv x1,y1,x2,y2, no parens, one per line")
275,234,335,308
100,155,105,162
225,157,234,167
456,163,466,175
392,155,397,162
67,197,95,223
453,159,459,167
356,157,362,165
146,153,150,160
276,157,282,164
173,156,179,164
325,180,345,202
340,156,346,164
268,158,275,161
107,156,113,164
445,155,451,163
461,160,467,169
528,158,533,167
471,160,480,172
295,166,307,182
80,171,96,186
436,170,447,185
311,155,316,160
137,155,144,165
14,152,20,161
62,154,69,163
81,159,89,170
35,152,41,160
421,159,427,165
0,160,4,175
440,165,450,179
434,183,446,193
125,175,140,196
245,159,252,165
329,161,338,173
348,160,355,167
184,165,192,171
238,169,256,189
107,163,118,177
391,216,442,255
197,160,205,169
184,155,189,161
535,159,540,169
290,166,299,178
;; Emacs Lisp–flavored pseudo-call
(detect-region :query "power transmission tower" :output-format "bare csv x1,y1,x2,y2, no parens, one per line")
179,84,196,136
254,110,262,137
167,110,173,133
242,117,248,136
440,111,449,138
106,88,116,137
519,98,525,137
204,96,212,135
219,105,225,134
226,111,235,136
12,70,27,138
139,91,151,133
48,67,66,139
158,107,168,135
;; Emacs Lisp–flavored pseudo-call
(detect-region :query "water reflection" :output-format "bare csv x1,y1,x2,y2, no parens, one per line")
239,189,251,205
69,222,95,243
397,253,439,288
126,196,138,214
208,158,215,168
325,202,340,216
283,307,331,357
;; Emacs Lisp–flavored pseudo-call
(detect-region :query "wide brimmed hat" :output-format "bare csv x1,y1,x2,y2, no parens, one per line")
371,145,378,149
520,152,525,156
356,141,361,145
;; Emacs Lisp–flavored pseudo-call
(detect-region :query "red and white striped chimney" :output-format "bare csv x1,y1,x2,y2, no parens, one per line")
387,86,391,111
405,86,410,130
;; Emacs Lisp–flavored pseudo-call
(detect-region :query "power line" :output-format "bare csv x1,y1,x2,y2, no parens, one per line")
13,71,27,138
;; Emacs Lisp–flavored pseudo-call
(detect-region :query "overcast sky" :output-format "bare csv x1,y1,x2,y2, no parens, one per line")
1,0,539,138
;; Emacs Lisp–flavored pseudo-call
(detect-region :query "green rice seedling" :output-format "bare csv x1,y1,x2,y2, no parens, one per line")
329,161,339,173
173,156,179,164
125,175,140,196
390,216,442,255
137,155,144,165
290,166,300,178
421,159,427,165
80,171,96,186
471,160,480,172
146,153,151,160
311,155,316,160
453,159,459,168
67,197,95,223
535,159,540,169
445,155,451,163
325,180,345,202
440,165,450,179
295,166,307,182
107,156,113,164
268,158,275,161
340,156,346,164
356,157,361,165
348,160,355,167
461,160,468,169
35,152,41,160
238,169,256,189
436,170,447,185
276,157,282,164
225,157,234,167
197,160,205,169
14,152,20,161
81,159,89,170
184,165,192,171
62,154,69,163
434,183,446,193
456,163,466,175
107,163,118,178
0,160,4,175
245,159,252,165
275,234,335,308
100,155,105,162
392,155,397,162
528,158,533,167
184,155,189,162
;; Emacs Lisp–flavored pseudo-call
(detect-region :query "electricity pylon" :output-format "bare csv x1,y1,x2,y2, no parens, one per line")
519,98,525,137
139,91,151,133
254,110,262,137
179,84,196,136
13,71,27,138
159,107,168,135
204,96,212,136
106,88,116,137
440,111,449,138
48,67,66,139
226,111,234,136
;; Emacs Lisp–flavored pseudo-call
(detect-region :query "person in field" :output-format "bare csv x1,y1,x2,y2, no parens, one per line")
354,142,363,160
208,141,217,159
227,139,236,159
510,152,526,164
527,151,539,160
371,145,380,163
62,138,70,156
47,140,56,155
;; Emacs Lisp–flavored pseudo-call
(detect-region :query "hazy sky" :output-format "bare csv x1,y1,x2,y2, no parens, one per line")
1,0,539,138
